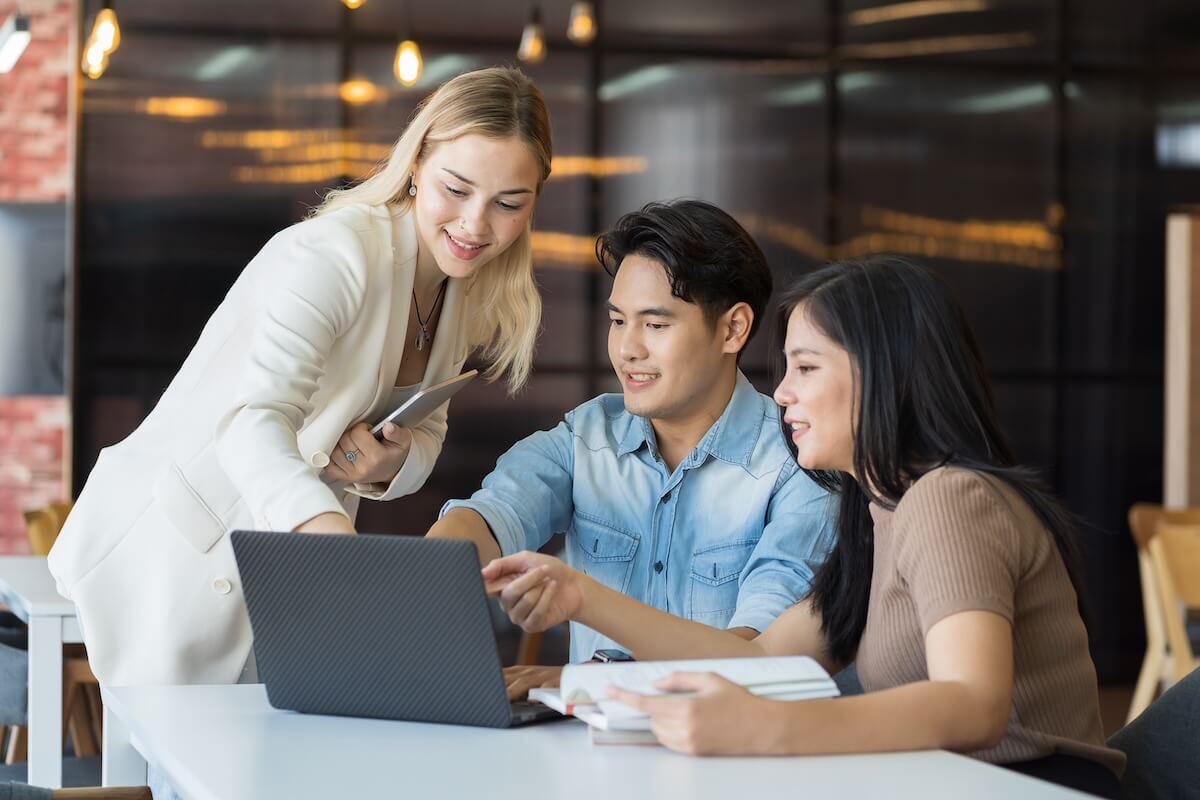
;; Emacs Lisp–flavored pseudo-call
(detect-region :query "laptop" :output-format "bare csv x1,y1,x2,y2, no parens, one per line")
230,530,563,728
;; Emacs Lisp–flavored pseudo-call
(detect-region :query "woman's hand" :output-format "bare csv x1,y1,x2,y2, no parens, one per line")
481,552,585,632
607,673,783,756
321,422,413,486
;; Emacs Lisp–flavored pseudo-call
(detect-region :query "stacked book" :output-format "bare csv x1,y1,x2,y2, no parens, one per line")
530,656,840,745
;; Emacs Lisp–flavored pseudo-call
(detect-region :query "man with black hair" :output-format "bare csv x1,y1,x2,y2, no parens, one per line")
426,199,833,698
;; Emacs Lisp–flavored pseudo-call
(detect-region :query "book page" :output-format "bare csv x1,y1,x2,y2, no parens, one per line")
559,656,832,709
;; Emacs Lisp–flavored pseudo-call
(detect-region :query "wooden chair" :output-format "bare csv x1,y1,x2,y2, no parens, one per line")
515,631,543,665
23,510,60,560
1123,503,1200,724
0,787,151,800
1125,504,1200,722
6,504,101,765
53,790,152,799
1149,523,1200,683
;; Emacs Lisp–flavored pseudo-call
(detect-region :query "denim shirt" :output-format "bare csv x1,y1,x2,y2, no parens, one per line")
441,371,835,663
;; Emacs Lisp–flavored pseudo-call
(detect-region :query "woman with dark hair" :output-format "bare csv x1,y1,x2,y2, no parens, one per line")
483,256,1124,797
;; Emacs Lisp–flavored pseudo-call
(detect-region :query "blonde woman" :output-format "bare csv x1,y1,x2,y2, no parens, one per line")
49,67,552,687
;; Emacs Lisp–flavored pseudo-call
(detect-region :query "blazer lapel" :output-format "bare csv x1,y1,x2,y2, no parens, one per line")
365,207,417,414
297,205,409,466
295,205,467,469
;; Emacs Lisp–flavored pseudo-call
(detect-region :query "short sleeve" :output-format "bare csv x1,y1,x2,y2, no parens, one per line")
892,469,1023,634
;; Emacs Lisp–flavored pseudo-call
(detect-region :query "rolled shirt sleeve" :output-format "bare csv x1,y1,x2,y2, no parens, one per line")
440,417,578,555
727,461,836,633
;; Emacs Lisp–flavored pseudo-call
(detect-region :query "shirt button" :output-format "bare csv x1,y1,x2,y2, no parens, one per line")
310,451,330,468
654,561,664,574
212,578,232,595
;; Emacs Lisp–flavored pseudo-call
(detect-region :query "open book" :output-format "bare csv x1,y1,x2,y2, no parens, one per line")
530,656,839,743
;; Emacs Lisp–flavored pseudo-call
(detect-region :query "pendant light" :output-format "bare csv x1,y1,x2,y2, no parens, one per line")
517,5,546,64
393,39,422,86
0,12,31,73
392,1,421,87
81,1,120,80
81,35,108,79
567,2,595,45
91,1,120,53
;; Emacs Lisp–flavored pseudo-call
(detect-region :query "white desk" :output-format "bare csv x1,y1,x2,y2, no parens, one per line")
102,684,1091,799
0,555,83,789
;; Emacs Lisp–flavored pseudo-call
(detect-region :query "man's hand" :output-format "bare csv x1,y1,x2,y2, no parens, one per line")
503,665,562,701
482,552,585,632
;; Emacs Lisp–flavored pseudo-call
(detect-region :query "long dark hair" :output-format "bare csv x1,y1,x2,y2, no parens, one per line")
772,256,1087,666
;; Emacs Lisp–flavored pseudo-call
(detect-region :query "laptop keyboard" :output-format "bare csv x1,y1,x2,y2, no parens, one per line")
510,699,562,724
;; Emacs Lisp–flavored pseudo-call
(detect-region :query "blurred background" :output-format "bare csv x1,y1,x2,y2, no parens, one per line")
2,0,1199,688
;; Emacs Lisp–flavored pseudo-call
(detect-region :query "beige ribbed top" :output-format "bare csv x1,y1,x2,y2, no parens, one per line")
855,467,1124,775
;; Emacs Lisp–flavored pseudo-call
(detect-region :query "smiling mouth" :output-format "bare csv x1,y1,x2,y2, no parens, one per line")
447,232,485,249
624,372,660,388
444,229,488,258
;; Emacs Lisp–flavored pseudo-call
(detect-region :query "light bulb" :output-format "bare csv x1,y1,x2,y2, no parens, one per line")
393,39,422,86
342,0,366,9
81,35,108,79
518,7,546,64
92,7,120,54
567,2,595,45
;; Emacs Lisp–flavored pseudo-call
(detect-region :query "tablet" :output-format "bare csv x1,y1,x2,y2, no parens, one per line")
370,369,478,438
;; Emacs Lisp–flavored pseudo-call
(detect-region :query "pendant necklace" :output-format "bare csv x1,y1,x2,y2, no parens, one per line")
412,280,447,351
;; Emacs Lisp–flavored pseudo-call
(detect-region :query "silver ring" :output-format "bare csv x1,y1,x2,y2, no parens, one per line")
344,450,358,463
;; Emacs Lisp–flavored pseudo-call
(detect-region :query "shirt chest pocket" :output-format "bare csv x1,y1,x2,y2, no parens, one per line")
570,512,639,595
687,540,757,625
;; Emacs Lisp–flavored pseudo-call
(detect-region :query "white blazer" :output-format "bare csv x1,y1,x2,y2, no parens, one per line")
48,203,470,686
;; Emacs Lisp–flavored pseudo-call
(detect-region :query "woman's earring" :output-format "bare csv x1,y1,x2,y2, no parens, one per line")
408,183,417,197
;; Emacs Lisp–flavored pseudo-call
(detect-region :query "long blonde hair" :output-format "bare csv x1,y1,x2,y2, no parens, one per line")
313,67,551,394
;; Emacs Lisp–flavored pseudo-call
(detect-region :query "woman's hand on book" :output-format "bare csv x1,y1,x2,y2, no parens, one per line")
321,421,413,485
482,552,583,632
606,672,779,756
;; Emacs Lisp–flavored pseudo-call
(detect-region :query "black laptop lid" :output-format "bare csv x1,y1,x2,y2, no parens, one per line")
231,531,514,728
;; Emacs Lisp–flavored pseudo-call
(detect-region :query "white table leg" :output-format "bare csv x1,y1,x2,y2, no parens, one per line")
27,614,63,788
102,698,147,787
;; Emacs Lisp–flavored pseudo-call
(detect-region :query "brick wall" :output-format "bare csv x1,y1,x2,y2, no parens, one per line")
0,397,67,554
0,0,72,201
0,0,72,551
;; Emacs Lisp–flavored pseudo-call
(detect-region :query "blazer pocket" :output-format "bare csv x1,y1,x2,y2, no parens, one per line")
153,445,243,554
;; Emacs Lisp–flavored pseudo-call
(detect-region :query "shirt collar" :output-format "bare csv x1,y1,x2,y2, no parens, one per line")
615,371,764,468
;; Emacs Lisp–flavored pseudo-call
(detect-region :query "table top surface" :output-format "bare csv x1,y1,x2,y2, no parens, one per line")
0,556,75,620
106,684,1090,800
